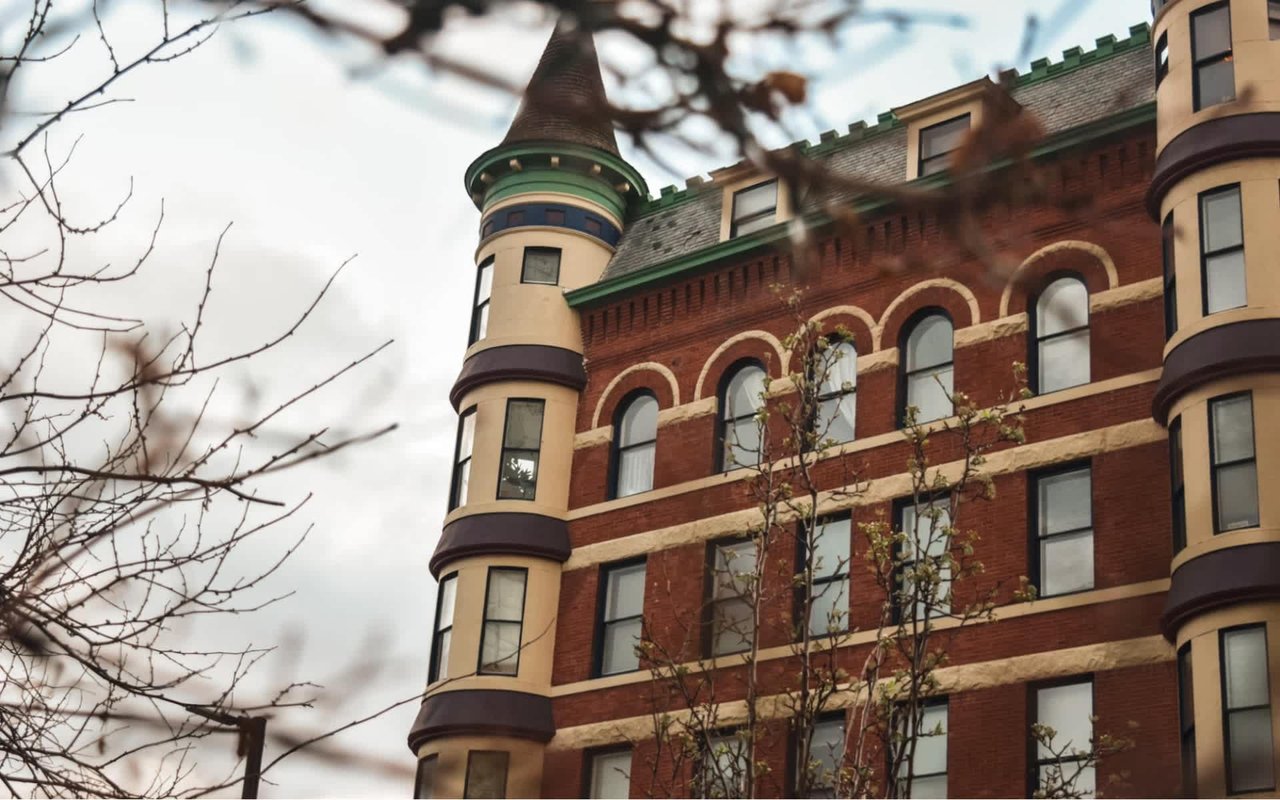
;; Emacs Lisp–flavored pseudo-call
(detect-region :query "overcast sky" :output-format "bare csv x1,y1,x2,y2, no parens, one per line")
6,0,1151,795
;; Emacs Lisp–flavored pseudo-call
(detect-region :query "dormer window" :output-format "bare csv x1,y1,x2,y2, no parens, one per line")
730,180,778,238
918,114,970,177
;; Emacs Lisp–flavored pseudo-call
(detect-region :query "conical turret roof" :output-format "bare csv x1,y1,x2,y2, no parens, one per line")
501,18,619,156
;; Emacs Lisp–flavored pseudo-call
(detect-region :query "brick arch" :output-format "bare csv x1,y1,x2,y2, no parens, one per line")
879,280,979,351
805,305,878,356
694,331,786,401
1000,240,1118,317
591,362,679,429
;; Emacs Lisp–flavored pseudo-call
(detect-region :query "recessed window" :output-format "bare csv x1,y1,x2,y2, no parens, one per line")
803,716,844,797
1199,185,1246,315
464,751,509,799
414,754,438,800
588,749,632,799
1162,213,1177,339
428,573,457,683
1209,392,1259,533
1032,680,1095,797
584,216,603,236
1271,1,1280,40
896,702,948,798
730,180,778,238
1170,418,1186,553
897,498,951,621
1191,3,1235,111
805,515,851,636
1221,625,1275,793
813,338,857,445
700,732,748,798
497,399,544,501
709,540,757,656
919,114,971,177
469,257,494,345
546,208,566,226
1156,32,1169,86
719,362,766,470
901,313,954,425
1033,465,1094,598
478,568,526,676
612,393,658,498
1033,277,1090,394
449,407,476,511
597,560,645,676
521,247,561,285
1177,643,1196,796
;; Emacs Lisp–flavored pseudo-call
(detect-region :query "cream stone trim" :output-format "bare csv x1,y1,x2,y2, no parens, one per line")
764,376,796,398
998,240,1120,318
483,190,623,229
547,632,1172,750
657,396,718,426
808,305,879,341
565,416,1165,568
590,361,682,428
858,348,899,373
1090,277,1163,313
693,330,788,400
954,313,1029,348
574,426,612,450
877,278,981,344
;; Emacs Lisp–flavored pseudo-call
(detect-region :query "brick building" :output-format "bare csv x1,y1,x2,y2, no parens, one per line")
409,2,1280,797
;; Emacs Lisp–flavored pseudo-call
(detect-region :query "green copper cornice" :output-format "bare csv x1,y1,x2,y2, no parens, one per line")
465,141,649,216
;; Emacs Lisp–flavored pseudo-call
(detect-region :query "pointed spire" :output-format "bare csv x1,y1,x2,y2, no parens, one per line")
501,18,619,156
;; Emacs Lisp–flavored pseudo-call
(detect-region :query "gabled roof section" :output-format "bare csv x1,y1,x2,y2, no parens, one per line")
501,18,620,156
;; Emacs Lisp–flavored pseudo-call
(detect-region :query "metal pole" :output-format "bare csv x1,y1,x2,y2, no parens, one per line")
241,717,267,799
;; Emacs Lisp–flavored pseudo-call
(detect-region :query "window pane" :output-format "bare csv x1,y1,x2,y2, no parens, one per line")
465,752,508,800
617,443,655,497
476,262,494,303
602,617,642,674
1192,6,1232,58
907,366,954,423
1223,627,1270,709
416,755,437,800
1228,708,1276,792
1196,59,1236,108
703,735,748,798
522,248,560,284
712,597,755,655
1205,250,1246,313
726,419,761,468
1041,530,1095,596
1037,278,1089,336
726,366,766,420
475,303,490,341
1212,394,1255,463
1216,461,1260,531
812,517,851,580
498,451,538,500
913,704,949,776
1038,330,1090,393
809,718,844,791
906,316,953,371
480,620,521,674
733,182,778,220
714,542,758,600
503,400,544,449
1202,187,1243,252
605,563,646,620
1178,645,1195,729
1039,468,1092,536
921,116,970,160
620,395,658,445
486,570,526,621
1039,764,1095,799
591,750,632,799
1037,682,1093,759
817,394,857,443
733,214,775,237
912,774,948,799
434,630,451,680
902,503,952,560
438,576,457,628
809,576,849,635
820,341,858,396
458,412,476,463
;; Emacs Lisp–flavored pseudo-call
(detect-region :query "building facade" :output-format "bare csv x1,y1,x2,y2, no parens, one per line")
409,2,1280,797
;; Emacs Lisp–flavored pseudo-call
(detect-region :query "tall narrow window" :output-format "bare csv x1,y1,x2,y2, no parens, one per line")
1221,625,1275,793
1155,32,1169,86
464,751,509,799
1271,0,1280,40
1033,465,1094,597
1191,3,1235,111
1032,680,1095,797
497,399,544,501
805,515,851,636
719,362,766,470
709,540,757,656
803,716,844,798
597,560,646,676
469,257,494,345
730,180,778,237
1177,643,1196,796
813,338,857,444
613,393,658,498
449,408,476,511
589,749,632,799
478,568,526,675
1163,213,1177,339
1171,418,1186,553
521,246,561,285
1210,393,1259,533
414,754,438,800
902,313,954,425
428,574,457,682
918,115,971,177
700,733,748,799
896,702,948,799
1033,277,1090,394
1200,185,1246,315
897,498,952,621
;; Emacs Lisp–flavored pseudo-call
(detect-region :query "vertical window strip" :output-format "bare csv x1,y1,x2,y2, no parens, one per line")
1209,393,1259,533
478,568,527,676
449,408,477,511
803,716,845,798
1155,32,1169,86
813,339,857,445
497,399,544,501
428,574,457,683
469,257,494,345
896,499,952,622
1191,3,1235,111
709,540,758,656
464,751,509,799
1177,643,1196,796
414,754,438,800
895,701,948,799
598,560,646,676
1220,625,1275,794
805,515,851,636
700,732,748,798
613,394,658,498
1199,185,1246,315
1162,213,1177,339
720,363,766,471
902,313,954,425
588,749,633,799
1033,465,1095,598
1033,277,1090,394
1171,418,1186,553
1032,680,1095,797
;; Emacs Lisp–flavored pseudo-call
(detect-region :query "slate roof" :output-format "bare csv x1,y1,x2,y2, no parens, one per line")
502,19,620,156
600,26,1156,284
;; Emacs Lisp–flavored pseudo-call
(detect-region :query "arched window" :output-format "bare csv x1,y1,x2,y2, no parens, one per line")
719,362,766,470
901,313,953,425
612,393,658,498
813,338,857,445
1033,276,1090,394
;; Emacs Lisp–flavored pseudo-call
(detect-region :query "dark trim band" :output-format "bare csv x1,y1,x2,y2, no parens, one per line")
1148,112,1280,218
407,689,554,752
1162,542,1280,639
451,345,586,409
1153,319,1280,424
480,202,622,247
430,513,571,578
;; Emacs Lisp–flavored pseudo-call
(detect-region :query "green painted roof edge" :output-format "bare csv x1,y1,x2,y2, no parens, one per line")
465,140,649,209
566,101,1156,309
